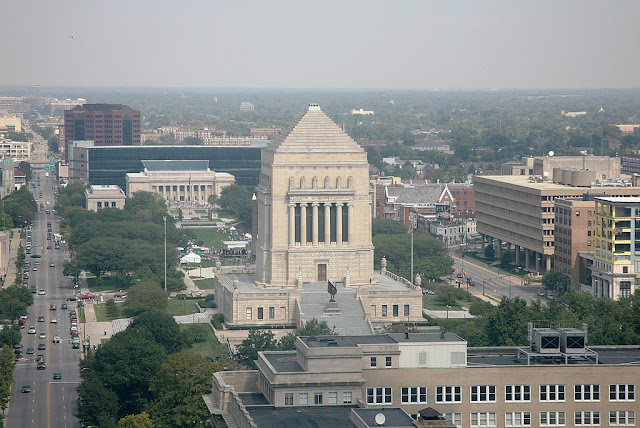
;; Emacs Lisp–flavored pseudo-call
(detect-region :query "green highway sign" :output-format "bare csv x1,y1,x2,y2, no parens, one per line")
43,165,56,171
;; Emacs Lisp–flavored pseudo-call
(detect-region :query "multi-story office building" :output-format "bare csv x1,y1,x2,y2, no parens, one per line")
621,153,640,175
210,330,640,428
0,115,22,133
554,198,596,291
0,140,30,161
49,98,86,111
591,197,640,299
475,171,640,274
66,141,265,189
63,104,141,157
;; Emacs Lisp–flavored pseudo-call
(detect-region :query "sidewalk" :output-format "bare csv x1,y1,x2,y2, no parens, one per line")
3,228,23,288
77,276,114,348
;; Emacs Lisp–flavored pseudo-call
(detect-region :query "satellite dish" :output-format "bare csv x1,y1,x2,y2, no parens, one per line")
375,413,386,426
543,171,549,178
548,150,555,157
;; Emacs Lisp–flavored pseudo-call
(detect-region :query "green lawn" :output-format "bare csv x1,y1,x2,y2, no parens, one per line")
189,228,232,250
180,324,228,358
165,299,200,316
77,307,86,323
193,278,216,289
94,301,126,322
86,276,128,293
422,294,475,311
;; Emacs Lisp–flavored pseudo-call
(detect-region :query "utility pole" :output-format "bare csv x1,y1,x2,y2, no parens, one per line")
163,216,167,292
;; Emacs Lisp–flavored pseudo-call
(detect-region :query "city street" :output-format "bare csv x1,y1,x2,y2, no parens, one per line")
7,141,80,427
451,254,542,303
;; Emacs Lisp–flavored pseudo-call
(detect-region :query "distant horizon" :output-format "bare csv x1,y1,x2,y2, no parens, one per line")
3,1,639,89
3,85,640,93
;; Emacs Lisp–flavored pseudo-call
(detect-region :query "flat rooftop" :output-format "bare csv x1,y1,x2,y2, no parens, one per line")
467,346,640,366
263,352,304,373
476,175,640,192
247,405,356,428
594,196,640,204
302,332,464,349
352,408,416,428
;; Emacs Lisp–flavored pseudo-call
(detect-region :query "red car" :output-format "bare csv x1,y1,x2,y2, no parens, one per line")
46,246,52,249
81,293,95,300
113,292,126,298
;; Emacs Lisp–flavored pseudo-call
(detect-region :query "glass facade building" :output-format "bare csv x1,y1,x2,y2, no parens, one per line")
68,144,263,189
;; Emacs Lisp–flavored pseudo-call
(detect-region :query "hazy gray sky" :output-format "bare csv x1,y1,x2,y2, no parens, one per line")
4,0,639,89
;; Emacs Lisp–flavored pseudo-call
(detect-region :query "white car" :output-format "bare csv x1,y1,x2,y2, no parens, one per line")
28,326,36,334
70,326,77,332
38,289,45,295
39,332,46,339
50,318,57,323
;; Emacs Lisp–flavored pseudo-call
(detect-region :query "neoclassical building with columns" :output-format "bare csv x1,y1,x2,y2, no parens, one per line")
214,105,422,332
125,160,235,202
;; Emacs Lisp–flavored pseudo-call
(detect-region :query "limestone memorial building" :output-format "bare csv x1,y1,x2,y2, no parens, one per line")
214,105,422,334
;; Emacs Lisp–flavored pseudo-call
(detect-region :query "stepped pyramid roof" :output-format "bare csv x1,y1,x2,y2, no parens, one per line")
267,104,365,154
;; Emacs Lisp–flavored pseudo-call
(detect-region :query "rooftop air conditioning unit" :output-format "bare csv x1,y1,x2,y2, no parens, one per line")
558,328,586,353
531,328,561,354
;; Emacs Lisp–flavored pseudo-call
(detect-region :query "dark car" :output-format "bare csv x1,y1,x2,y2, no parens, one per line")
30,254,41,258
21,385,31,393
61,304,67,310
37,361,46,370
53,373,62,380
37,343,46,350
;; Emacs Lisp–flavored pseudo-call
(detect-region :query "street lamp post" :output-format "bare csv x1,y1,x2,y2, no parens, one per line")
410,211,414,285
446,305,451,319
163,216,167,292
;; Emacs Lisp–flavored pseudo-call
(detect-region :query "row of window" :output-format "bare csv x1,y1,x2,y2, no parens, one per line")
96,201,118,208
380,304,410,317
246,307,276,320
442,410,635,427
284,391,351,406
367,384,635,404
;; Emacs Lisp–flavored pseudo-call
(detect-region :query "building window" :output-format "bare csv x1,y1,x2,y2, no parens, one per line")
404,304,410,316
245,308,252,320
342,391,352,404
299,393,308,405
436,386,461,403
370,357,377,368
392,304,398,317
623,267,629,274
575,384,600,401
328,392,337,405
257,307,263,320
540,411,566,426
97,202,102,208
471,385,496,402
382,305,387,317
505,412,531,427
366,387,392,405
269,307,275,319
470,412,496,427
575,411,600,426
385,356,392,367
284,393,293,405
442,413,462,428
620,282,632,298
576,211,580,217
587,240,592,246
314,392,323,405
540,384,565,402
610,384,635,401
505,385,531,402
401,387,427,404
610,411,635,425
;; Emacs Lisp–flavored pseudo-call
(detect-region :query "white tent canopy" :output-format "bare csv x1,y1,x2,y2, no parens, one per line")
180,252,202,264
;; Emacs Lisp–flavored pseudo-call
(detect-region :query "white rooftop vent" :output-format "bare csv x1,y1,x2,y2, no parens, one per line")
308,103,321,111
